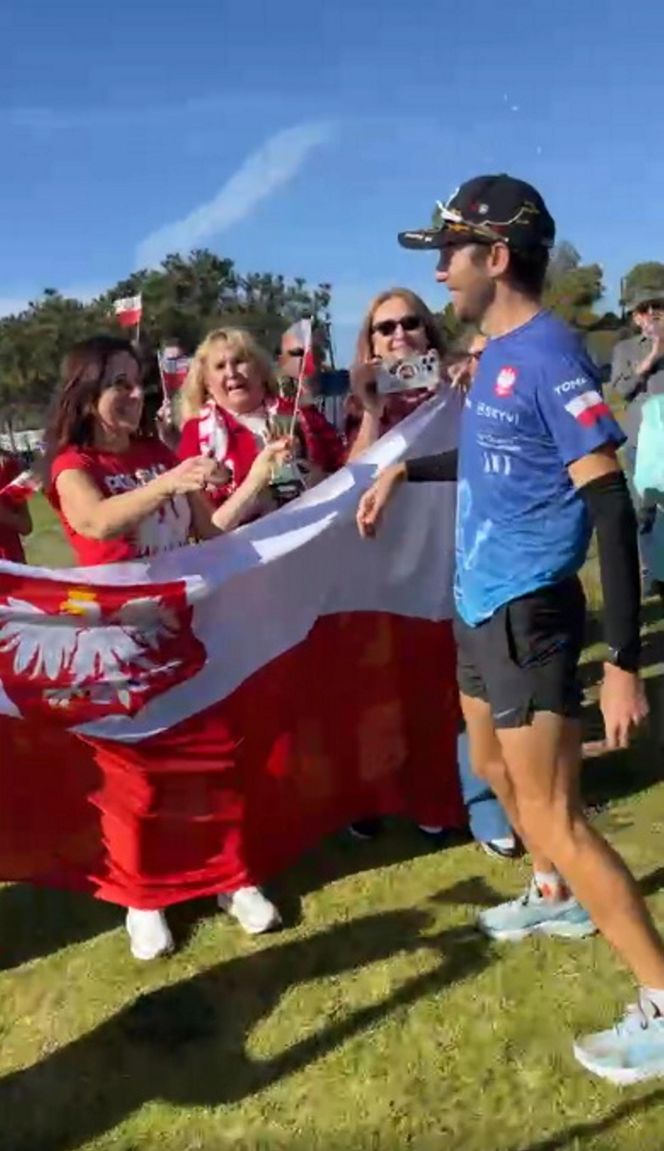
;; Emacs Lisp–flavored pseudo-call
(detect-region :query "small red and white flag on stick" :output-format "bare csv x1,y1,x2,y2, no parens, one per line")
287,318,317,436
158,352,191,395
0,469,42,506
113,294,143,330
288,318,317,379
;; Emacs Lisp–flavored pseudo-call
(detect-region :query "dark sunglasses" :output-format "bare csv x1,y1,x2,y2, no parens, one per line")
371,314,424,338
286,347,306,357
436,234,494,271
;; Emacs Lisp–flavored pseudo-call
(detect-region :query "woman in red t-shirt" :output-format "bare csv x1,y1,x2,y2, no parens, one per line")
0,451,32,563
178,326,344,522
45,335,290,960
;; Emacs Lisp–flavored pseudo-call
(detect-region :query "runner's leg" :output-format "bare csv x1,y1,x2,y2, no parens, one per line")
461,693,556,878
497,712,664,986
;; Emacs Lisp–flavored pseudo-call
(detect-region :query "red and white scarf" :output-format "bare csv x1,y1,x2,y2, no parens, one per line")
197,401,231,461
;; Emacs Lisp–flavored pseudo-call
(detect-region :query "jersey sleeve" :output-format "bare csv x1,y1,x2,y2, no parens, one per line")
177,419,201,461
535,355,626,466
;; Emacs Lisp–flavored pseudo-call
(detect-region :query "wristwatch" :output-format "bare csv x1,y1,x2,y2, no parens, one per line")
606,643,641,673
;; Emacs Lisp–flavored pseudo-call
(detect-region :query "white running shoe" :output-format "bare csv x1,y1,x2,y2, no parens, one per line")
574,996,664,1084
217,886,282,935
126,909,174,961
480,835,520,860
478,879,596,941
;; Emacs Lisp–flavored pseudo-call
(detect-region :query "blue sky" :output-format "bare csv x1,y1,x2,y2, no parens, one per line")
1,0,662,362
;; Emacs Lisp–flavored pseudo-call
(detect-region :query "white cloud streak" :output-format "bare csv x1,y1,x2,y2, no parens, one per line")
135,121,333,269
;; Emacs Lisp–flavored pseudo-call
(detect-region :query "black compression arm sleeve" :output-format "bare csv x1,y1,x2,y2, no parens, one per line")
405,450,459,483
578,471,641,658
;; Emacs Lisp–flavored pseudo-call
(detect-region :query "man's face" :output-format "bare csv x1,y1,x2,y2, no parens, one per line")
633,301,664,334
279,330,324,379
435,239,496,324
162,343,184,360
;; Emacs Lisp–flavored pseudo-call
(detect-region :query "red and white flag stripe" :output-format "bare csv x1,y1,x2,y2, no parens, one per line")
288,317,317,379
159,353,191,393
0,468,42,505
564,389,611,427
113,294,142,328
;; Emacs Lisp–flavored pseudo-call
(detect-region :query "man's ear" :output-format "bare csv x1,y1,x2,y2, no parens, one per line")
488,242,511,279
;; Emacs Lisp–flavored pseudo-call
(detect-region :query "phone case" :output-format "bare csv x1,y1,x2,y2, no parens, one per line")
375,351,440,396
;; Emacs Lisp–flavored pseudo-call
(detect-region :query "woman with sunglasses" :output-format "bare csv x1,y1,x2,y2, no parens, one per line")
178,327,344,520
45,335,291,960
346,289,446,460
346,296,516,856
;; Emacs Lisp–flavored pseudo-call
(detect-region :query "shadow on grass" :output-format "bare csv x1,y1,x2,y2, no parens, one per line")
270,820,473,929
0,885,119,973
581,733,663,811
0,820,474,974
519,1088,664,1151
0,906,491,1151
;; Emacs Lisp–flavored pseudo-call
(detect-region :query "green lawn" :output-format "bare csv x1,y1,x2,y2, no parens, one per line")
25,494,74,568
1,505,663,1151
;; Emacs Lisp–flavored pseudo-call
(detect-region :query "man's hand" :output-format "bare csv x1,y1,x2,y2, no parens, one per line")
447,357,474,393
600,663,649,750
636,318,664,376
356,463,406,538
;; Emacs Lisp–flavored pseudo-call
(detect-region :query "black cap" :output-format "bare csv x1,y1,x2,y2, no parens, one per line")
398,174,556,253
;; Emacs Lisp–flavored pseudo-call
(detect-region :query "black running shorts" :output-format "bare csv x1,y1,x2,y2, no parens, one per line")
454,577,586,728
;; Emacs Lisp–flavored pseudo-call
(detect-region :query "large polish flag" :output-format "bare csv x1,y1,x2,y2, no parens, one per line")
0,393,463,908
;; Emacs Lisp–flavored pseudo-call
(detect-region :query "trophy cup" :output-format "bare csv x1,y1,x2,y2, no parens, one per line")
267,411,306,506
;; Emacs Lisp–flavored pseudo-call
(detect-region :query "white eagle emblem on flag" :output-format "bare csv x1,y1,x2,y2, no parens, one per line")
0,577,207,725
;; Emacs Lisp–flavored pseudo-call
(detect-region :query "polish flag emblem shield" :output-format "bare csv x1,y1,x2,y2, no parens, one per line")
495,367,517,398
0,575,206,727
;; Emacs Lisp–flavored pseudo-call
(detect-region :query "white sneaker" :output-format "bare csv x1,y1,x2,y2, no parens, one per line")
217,886,282,935
480,835,519,860
125,909,174,961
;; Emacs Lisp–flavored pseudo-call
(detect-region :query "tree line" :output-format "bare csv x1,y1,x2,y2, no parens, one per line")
0,251,332,428
1,245,663,429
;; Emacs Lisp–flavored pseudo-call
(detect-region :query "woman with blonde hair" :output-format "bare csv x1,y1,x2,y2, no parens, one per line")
346,288,448,460
178,326,344,521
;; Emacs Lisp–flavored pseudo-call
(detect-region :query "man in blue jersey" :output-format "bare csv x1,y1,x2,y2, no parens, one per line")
356,175,664,1084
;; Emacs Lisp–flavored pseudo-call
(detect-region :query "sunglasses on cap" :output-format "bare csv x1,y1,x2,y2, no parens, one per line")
371,314,424,338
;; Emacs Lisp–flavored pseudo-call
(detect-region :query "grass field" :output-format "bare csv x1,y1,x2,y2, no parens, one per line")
2,505,664,1151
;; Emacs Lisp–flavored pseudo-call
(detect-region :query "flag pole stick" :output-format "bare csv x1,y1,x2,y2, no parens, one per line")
156,351,168,403
287,316,311,439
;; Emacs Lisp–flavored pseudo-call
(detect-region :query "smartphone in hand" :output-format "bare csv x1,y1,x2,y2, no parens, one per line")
375,351,440,396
